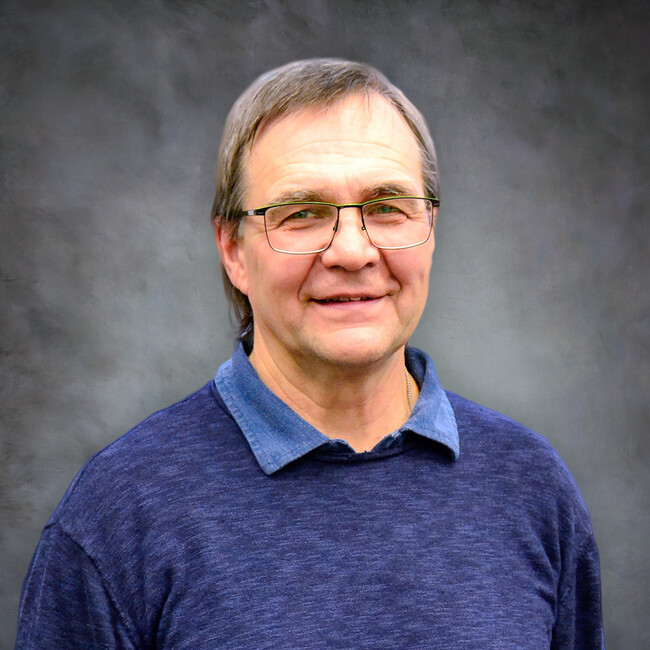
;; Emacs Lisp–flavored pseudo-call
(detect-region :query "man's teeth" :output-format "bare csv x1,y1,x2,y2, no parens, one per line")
329,297,370,302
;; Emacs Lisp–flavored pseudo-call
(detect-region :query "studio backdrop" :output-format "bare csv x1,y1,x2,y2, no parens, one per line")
1,1,648,647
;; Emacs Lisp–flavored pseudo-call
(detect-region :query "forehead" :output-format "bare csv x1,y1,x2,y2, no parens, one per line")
244,93,424,206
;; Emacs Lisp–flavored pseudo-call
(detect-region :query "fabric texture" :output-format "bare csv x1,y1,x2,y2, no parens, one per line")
16,347,605,648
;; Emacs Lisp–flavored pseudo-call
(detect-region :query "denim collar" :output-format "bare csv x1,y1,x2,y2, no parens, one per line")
215,343,459,475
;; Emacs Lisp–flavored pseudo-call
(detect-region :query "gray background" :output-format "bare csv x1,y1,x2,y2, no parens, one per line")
1,0,647,647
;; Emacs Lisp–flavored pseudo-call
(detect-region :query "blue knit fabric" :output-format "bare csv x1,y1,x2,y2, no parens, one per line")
16,348,604,648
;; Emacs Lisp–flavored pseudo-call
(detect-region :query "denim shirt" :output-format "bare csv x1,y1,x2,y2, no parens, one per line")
215,344,459,474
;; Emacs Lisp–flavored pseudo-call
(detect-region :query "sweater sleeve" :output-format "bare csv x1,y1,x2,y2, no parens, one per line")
551,531,605,649
16,523,136,650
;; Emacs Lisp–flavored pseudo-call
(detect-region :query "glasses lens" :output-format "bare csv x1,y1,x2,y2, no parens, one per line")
362,198,433,249
265,203,338,253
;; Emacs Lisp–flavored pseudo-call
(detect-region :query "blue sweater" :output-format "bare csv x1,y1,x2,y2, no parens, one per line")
17,348,604,648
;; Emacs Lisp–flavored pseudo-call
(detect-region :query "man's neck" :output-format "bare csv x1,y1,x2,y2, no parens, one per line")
248,340,418,452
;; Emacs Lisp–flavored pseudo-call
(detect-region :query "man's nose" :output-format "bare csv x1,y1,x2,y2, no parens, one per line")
320,207,380,270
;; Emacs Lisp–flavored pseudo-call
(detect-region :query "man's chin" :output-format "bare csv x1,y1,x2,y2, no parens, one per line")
304,332,407,369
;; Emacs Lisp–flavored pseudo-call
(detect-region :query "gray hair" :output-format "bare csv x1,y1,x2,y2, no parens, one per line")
211,58,439,344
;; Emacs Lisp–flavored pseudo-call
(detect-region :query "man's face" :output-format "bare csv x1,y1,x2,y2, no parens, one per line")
217,93,436,370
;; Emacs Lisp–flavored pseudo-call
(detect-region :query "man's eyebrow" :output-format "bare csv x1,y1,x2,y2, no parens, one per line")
269,189,331,205
269,183,420,206
361,183,419,200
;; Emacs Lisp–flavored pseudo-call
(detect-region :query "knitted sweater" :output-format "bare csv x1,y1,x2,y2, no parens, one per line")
16,348,604,648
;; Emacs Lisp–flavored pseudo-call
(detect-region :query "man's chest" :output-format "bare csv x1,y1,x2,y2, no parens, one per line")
122,489,558,648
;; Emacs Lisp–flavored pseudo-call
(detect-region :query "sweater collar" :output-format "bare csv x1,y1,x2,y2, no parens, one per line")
215,344,459,475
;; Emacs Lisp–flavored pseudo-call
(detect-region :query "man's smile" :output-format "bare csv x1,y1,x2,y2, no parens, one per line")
319,296,373,302
311,293,385,304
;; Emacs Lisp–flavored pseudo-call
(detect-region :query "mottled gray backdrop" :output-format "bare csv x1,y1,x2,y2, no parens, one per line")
1,0,648,647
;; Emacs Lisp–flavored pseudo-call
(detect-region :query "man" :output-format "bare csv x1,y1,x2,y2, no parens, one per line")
17,59,604,648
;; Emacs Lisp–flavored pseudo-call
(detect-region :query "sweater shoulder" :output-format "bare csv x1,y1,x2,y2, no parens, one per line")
446,390,559,458
445,390,593,537
49,381,242,533
84,381,229,463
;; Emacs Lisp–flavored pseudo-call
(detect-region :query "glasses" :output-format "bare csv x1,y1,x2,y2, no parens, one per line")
238,196,439,255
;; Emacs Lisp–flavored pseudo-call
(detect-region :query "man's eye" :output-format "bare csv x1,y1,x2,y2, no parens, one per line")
366,202,405,217
286,209,315,220
278,206,332,225
267,205,333,230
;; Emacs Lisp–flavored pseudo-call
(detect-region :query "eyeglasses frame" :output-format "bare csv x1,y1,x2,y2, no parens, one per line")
236,195,440,255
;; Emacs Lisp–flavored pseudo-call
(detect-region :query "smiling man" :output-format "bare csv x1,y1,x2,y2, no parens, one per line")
17,60,604,648
217,91,435,453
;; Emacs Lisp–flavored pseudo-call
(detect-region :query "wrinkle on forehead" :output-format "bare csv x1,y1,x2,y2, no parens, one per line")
242,94,375,191
244,94,421,206
270,182,418,206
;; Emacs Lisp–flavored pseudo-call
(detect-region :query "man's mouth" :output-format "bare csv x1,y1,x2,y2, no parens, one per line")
327,297,372,302
314,296,380,304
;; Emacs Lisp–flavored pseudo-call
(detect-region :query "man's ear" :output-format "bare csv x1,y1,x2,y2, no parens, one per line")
212,219,249,296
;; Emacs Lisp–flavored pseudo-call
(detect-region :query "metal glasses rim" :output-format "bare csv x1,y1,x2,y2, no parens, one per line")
241,196,438,255
237,195,440,217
